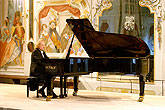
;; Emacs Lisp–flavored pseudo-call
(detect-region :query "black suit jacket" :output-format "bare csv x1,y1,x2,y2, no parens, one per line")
30,48,49,77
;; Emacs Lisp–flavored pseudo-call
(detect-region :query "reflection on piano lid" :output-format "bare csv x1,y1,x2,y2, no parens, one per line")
66,19,150,58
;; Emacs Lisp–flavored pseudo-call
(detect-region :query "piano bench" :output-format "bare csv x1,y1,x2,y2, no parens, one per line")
27,77,41,98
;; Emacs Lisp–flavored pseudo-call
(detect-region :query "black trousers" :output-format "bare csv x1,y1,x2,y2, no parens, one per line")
31,73,55,96
74,76,79,92
43,74,54,96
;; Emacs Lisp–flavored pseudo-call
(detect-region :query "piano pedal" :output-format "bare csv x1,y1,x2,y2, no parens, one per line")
46,95,53,101
138,96,144,102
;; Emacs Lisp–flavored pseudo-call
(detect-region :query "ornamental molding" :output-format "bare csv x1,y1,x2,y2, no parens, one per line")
66,0,90,18
139,0,160,13
92,0,112,30
139,0,165,49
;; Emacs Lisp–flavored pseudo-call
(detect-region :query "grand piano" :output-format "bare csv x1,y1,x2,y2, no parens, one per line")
47,19,150,102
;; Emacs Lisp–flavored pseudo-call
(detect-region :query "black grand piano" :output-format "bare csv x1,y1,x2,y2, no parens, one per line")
47,19,150,102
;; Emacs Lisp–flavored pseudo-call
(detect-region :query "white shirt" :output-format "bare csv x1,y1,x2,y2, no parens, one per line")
40,50,45,58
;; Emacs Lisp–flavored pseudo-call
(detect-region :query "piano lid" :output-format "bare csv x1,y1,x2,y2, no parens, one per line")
66,19,150,58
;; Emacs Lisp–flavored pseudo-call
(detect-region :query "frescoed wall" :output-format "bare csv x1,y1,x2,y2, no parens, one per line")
32,0,91,58
0,0,25,68
38,5,80,53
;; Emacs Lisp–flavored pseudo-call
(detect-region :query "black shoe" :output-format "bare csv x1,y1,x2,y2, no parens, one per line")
39,90,47,98
52,93,58,98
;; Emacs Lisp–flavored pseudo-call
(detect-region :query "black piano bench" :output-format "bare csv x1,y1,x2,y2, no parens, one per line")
27,77,40,98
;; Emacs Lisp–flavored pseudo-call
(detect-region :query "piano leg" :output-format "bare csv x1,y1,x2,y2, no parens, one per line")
59,76,65,98
64,76,67,97
138,75,145,102
73,76,78,96
46,75,53,101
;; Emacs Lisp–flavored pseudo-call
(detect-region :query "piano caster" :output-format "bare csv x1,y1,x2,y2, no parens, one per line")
138,96,144,102
72,91,77,96
59,95,65,98
64,94,68,97
46,95,53,101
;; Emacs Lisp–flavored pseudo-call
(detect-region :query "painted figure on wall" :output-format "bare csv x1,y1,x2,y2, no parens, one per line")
40,24,55,53
60,23,74,53
0,17,11,42
48,20,61,53
71,37,84,56
38,4,88,57
9,11,25,66
38,4,81,54
0,11,25,67
0,17,16,67
60,19,84,56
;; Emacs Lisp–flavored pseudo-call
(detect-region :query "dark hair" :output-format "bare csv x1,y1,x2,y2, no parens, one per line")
41,24,47,31
5,17,9,26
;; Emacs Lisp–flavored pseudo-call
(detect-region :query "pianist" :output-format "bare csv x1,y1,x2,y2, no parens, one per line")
30,39,58,98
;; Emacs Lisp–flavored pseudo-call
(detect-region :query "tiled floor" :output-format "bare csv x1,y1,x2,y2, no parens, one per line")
0,83,165,110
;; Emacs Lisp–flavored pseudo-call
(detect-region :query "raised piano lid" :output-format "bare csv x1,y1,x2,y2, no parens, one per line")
66,19,150,58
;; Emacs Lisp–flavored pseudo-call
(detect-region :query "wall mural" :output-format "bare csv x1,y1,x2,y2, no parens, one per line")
39,4,80,54
35,0,90,58
0,0,25,68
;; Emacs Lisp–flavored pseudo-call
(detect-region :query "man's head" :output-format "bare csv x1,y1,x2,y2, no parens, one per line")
49,20,56,30
14,11,21,24
35,39,45,51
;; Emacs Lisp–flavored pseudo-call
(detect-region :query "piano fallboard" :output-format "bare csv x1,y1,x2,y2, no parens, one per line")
44,58,148,76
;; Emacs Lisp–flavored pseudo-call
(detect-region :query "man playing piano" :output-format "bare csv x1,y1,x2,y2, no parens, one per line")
30,39,58,98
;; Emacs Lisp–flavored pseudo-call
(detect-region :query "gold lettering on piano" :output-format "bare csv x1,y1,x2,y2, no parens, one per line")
45,66,56,69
